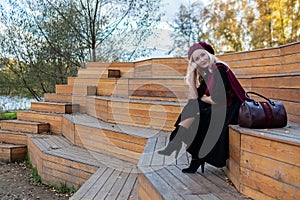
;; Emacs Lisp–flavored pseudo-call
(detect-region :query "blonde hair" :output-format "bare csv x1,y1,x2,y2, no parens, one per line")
185,50,217,86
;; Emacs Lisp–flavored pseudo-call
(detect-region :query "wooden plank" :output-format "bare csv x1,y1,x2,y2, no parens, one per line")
72,136,141,164
103,170,132,200
251,74,300,89
138,137,157,167
138,173,164,200
183,166,235,199
43,148,99,173
240,150,300,188
240,184,274,200
56,85,97,95
204,166,243,200
141,167,184,200
62,117,75,144
240,167,290,199
31,102,80,114
155,166,198,196
1,120,49,134
66,77,99,86
81,168,114,199
43,159,92,180
77,69,106,79
151,136,166,166
42,166,87,187
281,52,300,64
241,134,300,166
43,93,73,103
138,185,152,200
92,169,123,199
17,111,63,134
0,130,27,145
70,167,106,200
75,124,146,152
42,173,81,191
250,87,300,102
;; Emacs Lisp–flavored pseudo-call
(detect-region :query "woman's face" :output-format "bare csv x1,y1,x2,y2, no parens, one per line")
192,49,210,70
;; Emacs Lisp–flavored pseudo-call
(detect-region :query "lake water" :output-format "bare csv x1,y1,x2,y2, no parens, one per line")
0,96,38,111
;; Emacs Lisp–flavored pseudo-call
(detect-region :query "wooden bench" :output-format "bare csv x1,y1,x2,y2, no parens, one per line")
227,122,300,200
220,42,300,199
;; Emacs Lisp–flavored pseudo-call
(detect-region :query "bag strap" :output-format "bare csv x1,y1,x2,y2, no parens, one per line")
246,91,275,105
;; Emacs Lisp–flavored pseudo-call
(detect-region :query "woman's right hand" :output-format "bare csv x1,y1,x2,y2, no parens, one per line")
188,62,198,73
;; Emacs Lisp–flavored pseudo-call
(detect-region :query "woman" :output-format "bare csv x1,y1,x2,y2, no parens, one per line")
158,42,246,173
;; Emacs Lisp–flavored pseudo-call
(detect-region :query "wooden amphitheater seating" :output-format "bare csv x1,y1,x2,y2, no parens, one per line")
219,42,300,200
0,42,299,200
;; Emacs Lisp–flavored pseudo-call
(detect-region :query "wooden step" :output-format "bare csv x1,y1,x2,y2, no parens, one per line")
56,85,97,96
0,143,27,162
31,102,80,114
17,111,62,134
63,114,156,164
85,96,183,131
85,62,134,78
0,130,27,145
138,134,248,200
97,78,118,96
0,120,50,134
27,134,137,189
43,94,87,113
128,78,187,100
134,58,187,78
44,93,73,103
77,68,106,79
70,167,138,200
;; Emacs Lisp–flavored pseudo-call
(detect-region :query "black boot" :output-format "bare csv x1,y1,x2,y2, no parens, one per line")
158,126,187,158
182,159,205,173
169,125,179,141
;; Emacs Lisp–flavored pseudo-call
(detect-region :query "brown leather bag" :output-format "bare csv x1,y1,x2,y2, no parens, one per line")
238,92,287,128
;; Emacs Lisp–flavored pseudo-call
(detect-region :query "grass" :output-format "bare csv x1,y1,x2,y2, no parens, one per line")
25,154,41,183
48,183,77,195
0,111,17,120
25,154,77,196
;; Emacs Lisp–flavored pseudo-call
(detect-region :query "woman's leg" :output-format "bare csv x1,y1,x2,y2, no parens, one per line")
158,117,196,158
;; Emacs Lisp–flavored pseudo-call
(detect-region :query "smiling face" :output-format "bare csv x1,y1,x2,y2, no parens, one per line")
192,49,210,71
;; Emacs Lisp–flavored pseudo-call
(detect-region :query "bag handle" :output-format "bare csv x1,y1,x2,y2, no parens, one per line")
245,91,275,106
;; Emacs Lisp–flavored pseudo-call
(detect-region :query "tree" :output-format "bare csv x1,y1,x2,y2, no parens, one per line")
0,1,83,99
247,0,300,49
170,0,300,53
0,0,162,98
168,1,208,57
28,0,162,62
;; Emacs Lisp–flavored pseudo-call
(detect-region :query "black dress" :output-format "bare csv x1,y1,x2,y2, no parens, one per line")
174,63,243,168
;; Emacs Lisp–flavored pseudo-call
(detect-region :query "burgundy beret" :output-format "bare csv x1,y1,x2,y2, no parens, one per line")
188,42,215,59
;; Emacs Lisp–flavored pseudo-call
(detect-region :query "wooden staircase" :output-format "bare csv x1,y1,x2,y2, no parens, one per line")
2,41,298,200
0,58,190,197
